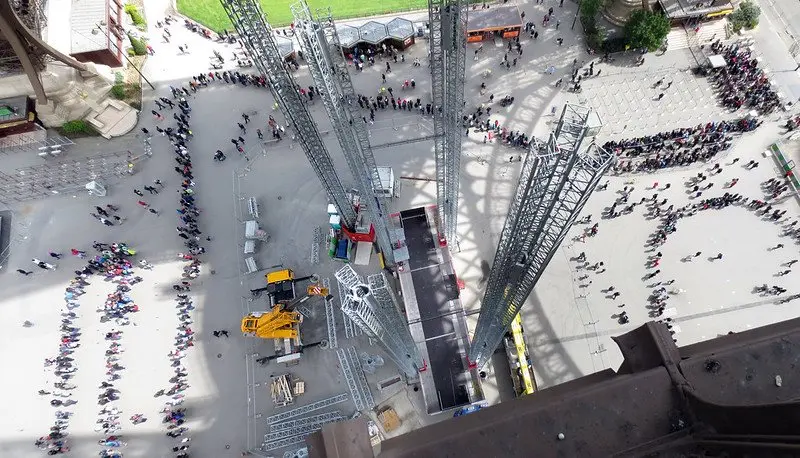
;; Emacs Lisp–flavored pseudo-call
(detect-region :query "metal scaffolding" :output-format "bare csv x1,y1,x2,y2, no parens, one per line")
467,105,615,368
323,277,338,349
291,1,396,265
336,346,372,411
265,393,349,425
221,0,356,228
428,0,468,244
335,265,423,379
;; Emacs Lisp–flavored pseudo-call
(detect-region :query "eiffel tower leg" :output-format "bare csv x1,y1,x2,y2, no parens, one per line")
0,2,87,104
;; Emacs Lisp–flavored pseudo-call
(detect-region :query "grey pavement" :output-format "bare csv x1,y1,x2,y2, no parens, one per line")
4,0,800,456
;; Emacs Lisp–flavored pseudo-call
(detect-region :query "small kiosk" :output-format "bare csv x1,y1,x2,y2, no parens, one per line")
466,4,523,42
336,24,361,54
386,18,415,50
275,35,296,60
358,21,389,47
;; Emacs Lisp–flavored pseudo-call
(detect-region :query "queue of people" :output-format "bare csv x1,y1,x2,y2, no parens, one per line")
36,242,141,456
606,118,759,174
153,70,212,458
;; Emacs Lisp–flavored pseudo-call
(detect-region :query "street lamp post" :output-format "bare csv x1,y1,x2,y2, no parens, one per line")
572,0,581,30
93,22,155,90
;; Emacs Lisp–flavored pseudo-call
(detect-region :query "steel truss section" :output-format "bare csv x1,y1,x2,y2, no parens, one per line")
428,0,468,244
291,1,395,265
265,393,349,425
270,411,343,432
310,226,321,264
221,0,356,228
323,277,338,348
336,346,366,411
468,105,615,368
346,345,375,408
336,276,359,338
265,413,343,442
335,265,422,379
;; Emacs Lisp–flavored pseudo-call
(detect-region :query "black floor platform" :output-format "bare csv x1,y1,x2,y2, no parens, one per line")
401,208,470,411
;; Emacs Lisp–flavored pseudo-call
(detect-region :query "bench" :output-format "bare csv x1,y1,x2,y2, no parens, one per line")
244,256,258,274
247,197,259,218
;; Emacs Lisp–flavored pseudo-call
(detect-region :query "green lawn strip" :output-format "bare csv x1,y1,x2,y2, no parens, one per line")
177,0,428,32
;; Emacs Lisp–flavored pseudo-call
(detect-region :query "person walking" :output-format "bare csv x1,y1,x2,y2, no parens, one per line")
17,269,32,276
220,330,229,338
49,251,62,259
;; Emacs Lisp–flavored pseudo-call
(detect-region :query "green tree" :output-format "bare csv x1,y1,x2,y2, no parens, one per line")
124,3,146,26
624,10,670,52
580,0,605,24
128,34,147,56
729,0,760,33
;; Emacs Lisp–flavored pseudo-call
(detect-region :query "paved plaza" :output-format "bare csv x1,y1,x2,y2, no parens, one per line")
2,0,800,456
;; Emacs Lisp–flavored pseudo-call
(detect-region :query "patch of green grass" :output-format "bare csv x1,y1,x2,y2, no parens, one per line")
177,0,428,32
59,120,99,138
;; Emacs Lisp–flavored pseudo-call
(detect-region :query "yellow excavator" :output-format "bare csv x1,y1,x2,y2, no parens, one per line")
241,269,330,341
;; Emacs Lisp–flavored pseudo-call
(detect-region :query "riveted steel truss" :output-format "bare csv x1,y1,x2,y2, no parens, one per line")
468,105,615,368
221,0,356,228
291,1,395,265
335,265,422,379
428,0,468,244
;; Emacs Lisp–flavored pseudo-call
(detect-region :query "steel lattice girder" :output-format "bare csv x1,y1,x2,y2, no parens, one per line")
468,107,614,368
335,266,421,378
428,0,467,245
366,272,422,378
291,1,395,265
220,0,356,228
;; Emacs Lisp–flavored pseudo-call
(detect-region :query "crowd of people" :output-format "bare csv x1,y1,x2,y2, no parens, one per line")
35,242,142,456
708,40,781,115
606,118,760,174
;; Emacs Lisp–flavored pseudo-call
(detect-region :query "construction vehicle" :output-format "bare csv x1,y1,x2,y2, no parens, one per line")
250,269,330,304
241,269,331,342
241,305,303,340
